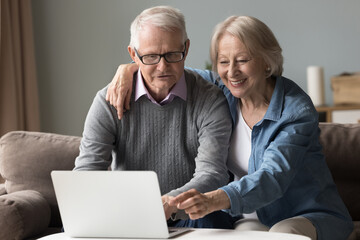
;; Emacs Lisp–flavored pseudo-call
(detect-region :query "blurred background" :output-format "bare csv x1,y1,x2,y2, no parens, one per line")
2,0,360,136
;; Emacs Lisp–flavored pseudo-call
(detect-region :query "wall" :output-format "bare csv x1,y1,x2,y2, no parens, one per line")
31,0,360,136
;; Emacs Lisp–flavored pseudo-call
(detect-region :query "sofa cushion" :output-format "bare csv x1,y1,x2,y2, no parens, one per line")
0,131,81,226
319,123,360,221
0,183,5,195
0,190,51,240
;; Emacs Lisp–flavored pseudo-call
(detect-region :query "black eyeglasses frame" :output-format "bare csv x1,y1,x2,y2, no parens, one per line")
134,42,187,65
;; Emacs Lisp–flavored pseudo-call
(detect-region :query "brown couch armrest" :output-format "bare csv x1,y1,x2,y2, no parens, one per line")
0,131,81,227
0,190,51,240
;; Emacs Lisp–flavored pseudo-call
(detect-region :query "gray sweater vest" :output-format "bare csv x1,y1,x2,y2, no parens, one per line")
75,70,232,196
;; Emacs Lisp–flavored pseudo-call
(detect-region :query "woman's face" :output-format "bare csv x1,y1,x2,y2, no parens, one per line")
216,33,267,99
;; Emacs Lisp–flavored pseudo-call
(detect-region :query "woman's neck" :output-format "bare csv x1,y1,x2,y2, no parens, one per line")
240,77,276,129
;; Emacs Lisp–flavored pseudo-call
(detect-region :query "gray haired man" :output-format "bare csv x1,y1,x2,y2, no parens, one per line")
74,6,238,229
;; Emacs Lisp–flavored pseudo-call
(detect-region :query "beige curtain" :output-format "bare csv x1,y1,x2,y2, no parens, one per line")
0,0,40,137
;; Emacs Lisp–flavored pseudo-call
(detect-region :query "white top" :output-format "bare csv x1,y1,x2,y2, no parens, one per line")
227,105,258,219
228,107,252,181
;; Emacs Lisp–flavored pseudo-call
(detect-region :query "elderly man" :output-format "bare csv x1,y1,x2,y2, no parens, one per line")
74,6,237,228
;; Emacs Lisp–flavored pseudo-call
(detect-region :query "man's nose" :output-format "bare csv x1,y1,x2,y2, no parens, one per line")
157,56,169,70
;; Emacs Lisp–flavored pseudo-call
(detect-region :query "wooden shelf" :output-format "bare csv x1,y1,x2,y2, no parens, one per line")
316,105,360,123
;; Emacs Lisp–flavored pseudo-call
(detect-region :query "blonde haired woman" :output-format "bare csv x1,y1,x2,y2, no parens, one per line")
106,16,353,240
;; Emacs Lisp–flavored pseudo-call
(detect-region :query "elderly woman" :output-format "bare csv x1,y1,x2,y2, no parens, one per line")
106,16,353,240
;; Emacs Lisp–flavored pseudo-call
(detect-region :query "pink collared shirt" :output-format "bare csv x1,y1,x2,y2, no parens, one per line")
134,69,187,105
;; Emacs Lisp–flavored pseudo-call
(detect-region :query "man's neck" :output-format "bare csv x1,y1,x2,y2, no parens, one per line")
143,81,171,102
134,70,187,106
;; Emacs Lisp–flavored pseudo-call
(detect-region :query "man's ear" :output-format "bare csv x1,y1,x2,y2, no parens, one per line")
128,46,136,62
184,39,190,59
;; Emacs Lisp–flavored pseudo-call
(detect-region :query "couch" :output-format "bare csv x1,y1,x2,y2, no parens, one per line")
0,123,359,240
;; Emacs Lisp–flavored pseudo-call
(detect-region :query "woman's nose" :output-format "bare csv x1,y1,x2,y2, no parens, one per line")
229,62,240,77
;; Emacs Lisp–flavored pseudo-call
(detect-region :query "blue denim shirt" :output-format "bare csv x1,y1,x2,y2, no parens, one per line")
188,68,353,240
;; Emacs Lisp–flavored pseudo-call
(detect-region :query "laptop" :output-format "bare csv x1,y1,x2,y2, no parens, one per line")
51,170,190,238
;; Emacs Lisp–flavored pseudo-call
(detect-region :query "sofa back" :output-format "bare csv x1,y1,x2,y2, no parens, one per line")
0,131,81,227
319,123,360,221
1,124,359,227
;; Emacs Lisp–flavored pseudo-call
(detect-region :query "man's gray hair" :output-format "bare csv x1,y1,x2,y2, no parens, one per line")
129,6,188,48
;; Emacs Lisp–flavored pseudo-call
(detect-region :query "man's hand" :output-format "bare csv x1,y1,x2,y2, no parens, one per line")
162,195,178,220
106,63,138,120
168,189,231,220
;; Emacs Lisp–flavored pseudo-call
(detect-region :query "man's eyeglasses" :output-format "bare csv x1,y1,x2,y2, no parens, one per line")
134,42,187,65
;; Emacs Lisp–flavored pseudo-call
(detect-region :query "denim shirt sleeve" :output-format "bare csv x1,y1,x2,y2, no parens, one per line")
220,105,319,216
185,67,229,92
185,67,218,85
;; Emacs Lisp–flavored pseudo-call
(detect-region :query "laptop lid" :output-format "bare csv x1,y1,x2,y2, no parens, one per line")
51,170,183,238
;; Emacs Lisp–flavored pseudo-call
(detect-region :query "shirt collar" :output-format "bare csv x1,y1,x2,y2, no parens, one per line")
263,76,284,121
135,69,187,105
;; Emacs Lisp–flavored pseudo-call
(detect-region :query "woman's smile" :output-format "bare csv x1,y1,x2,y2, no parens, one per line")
229,78,247,87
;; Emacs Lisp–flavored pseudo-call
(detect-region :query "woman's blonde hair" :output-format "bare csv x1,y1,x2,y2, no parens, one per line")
210,16,283,77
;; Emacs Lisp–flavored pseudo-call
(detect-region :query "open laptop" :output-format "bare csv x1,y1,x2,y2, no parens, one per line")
51,170,190,238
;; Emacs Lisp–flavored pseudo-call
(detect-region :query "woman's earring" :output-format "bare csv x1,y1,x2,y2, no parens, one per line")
266,67,271,72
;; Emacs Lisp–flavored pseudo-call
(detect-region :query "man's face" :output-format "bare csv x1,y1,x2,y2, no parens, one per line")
128,24,189,100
